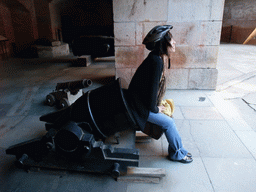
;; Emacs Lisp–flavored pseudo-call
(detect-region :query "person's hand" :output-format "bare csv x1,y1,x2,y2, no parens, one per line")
158,105,166,113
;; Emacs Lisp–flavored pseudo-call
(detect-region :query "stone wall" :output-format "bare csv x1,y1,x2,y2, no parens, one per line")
0,0,38,59
114,0,225,90
34,0,53,40
49,1,62,41
221,0,256,45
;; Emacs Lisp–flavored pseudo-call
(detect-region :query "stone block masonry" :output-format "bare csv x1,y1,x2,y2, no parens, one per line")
113,0,225,89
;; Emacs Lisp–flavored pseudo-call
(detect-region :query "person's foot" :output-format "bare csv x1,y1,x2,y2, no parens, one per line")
169,155,193,164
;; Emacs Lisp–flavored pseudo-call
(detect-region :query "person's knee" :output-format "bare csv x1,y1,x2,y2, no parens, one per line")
162,118,176,131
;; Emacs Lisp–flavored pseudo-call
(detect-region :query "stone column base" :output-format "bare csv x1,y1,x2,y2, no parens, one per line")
116,68,218,90
167,68,218,90
36,43,70,58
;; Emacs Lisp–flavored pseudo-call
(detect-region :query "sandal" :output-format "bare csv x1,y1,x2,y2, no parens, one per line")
187,152,192,158
169,155,193,164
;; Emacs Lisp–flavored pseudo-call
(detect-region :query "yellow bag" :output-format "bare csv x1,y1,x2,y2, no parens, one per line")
142,99,175,140
160,99,175,117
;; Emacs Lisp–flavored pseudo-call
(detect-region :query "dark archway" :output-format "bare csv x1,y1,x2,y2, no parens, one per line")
11,8,34,57
1,0,35,58
57,0,114,45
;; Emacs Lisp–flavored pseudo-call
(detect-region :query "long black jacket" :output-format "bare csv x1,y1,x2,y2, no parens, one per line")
128,50,163,129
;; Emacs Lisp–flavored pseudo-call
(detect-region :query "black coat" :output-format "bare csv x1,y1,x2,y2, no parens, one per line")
128,51,163,129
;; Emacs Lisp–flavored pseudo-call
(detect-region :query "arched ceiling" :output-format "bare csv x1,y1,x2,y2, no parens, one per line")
2,0,29,12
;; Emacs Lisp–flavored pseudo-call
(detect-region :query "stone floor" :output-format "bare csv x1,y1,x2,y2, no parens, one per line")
0,43,256,192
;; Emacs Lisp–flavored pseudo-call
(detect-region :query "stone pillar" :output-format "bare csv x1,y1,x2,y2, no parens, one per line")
113,0,225,90
18,0,39,40
34,0,53,39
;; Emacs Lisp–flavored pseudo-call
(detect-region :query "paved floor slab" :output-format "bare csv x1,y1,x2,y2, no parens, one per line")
0,104,12,116
127,156,213,192
229,98,256,132
207,92,254,131
203,157,256,192
161,120,201,157
164,90,214,107
171,106,184,119
190,120,253,158
243,92,256,106
181,107,224,120
235,130,256,159
0,87,24,104
56,173,128,192
6,87,39,117
217,44,256,86
1,151,127,192
224,77,256,97
0,116,26,141
0,115,46,148
135,136,164,157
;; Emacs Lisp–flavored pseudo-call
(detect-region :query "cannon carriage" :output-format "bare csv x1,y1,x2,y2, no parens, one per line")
45,79,92,109
6,79,142,179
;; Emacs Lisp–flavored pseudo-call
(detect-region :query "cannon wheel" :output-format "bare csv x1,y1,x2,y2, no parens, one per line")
59,98,70,109
46,94,56,106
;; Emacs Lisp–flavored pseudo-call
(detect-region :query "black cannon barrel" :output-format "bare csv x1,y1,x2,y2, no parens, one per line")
56,79,92,91
40,79,137,140
70,79,137,139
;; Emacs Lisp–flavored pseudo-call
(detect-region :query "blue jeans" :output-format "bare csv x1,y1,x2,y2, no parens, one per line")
146,111,188,160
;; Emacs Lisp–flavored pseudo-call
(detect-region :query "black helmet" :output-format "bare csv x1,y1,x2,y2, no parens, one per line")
143,25,173,50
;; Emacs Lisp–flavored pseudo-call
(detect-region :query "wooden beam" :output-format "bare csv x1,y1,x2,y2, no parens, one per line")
126,167,166,178
135,131,152,143
118,167,166,183
117,176,160,184
243,28,256,45
136,131,151,138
